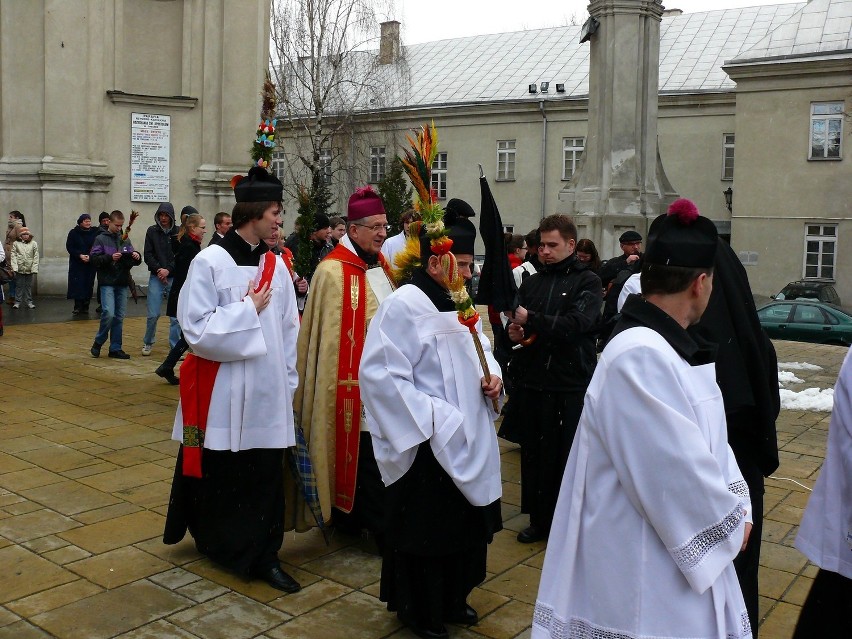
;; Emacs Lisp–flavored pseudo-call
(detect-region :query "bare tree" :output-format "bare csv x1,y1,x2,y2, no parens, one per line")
270,0,405,202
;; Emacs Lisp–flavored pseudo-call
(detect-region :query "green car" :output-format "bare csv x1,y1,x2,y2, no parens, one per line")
757,300,852,347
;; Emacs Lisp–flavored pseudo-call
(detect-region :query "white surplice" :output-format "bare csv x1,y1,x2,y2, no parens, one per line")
379,231,406,270
533,326,753,639
359,283,503,507
171,245,300,451
795,348,852,579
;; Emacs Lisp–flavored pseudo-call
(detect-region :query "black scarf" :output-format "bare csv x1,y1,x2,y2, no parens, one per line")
410,269,455,312
219,228,269,267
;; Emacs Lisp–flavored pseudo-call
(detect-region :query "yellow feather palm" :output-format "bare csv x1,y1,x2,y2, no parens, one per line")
399,122,441,223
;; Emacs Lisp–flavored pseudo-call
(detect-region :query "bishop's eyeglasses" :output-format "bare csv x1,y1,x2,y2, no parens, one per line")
353,222,391,233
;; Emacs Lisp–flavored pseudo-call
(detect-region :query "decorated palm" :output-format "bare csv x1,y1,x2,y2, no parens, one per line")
396,122,498,410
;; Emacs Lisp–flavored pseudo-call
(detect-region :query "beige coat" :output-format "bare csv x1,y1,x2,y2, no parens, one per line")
11,239,39,274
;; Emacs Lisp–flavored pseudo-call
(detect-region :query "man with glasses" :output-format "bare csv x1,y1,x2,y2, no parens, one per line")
288,186,395,545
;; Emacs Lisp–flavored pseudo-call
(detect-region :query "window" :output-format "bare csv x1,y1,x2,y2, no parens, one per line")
810,102,843,159
369,146,386,183
272,150,286,182
563,137,585,180
758,304,792,323
722,134,735,180
792,305,827,325
319,149,332,186
497,140,516,181
431,152,447,200
503,225,514,234
803,224,837,280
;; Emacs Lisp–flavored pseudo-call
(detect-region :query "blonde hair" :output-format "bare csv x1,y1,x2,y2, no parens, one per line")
177,214,204,241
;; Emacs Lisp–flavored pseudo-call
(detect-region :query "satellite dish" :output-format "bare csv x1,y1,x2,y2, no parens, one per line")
579,16,599,44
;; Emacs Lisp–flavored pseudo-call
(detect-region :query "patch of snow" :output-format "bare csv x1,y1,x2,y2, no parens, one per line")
779,387,834,412
778,362,822,371
778,371,804,385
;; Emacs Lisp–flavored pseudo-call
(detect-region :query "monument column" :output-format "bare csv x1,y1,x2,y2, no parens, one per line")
559,0,677,255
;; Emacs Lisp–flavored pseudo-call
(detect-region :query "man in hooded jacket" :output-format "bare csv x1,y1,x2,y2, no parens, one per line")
142,202,179,356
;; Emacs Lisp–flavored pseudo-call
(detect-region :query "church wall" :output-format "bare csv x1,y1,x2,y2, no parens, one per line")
0,0,271,294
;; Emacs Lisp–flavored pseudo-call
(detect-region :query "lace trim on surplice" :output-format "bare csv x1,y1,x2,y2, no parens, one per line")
727,479,749,501
533,604,753,639
669,501,746,573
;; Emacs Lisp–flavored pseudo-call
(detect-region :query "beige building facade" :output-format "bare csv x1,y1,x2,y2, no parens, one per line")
0,0,271,294
726,45,852,301
280,0,850,300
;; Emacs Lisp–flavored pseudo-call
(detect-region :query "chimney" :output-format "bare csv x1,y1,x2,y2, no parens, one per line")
379,20,400,64
662,9,683,17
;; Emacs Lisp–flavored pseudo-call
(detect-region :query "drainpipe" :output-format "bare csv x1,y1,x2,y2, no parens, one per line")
539,100,547,219
350,129,356,195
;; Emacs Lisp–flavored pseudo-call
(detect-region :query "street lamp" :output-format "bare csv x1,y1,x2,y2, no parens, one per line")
723,187,733,212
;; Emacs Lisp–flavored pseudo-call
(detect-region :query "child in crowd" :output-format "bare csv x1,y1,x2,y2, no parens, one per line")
11,227,39,309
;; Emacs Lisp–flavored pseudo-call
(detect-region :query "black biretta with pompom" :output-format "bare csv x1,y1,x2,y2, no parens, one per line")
233,166,284,203
418,208,477,260
644,198,718,268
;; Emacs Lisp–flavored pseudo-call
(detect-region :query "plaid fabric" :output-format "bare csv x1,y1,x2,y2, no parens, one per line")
287,421,329,542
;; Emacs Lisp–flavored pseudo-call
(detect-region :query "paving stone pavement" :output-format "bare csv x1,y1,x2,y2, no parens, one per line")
0,304,844,639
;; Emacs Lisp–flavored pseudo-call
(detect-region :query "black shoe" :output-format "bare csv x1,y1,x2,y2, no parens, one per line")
253,565,301,593
90,341,102,358
108,349,130,360
397,614,449,639
155,365,179,385
72,308,80,316
445,604,478,626
517,525,548,544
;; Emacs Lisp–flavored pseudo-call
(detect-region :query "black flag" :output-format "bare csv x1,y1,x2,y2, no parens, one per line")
474,174,518,311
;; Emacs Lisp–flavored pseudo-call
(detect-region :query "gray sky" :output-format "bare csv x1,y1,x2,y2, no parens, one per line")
396,0,804,44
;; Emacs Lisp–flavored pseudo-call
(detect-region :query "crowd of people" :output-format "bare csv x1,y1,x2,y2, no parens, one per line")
0,168,846,639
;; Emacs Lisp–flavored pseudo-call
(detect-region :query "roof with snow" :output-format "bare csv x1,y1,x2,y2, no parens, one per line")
363,1,852,111
729,0,852,62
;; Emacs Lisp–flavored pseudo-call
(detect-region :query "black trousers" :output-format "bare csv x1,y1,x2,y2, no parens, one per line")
164,447,286,575
503,389,584,531
792,568,852,638
159,331,188,373
732,459,764,638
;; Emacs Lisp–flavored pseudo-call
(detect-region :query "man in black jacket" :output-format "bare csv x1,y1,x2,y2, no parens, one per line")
89,210,142,359
142,202,180,356
599,229,642,291
501,214,602,543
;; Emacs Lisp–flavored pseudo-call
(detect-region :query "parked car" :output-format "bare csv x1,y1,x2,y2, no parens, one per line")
757,300,852,346
772,280,842,308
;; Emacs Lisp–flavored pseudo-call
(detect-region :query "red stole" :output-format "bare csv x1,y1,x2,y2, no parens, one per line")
327,244,394,512
179,251,277,478
280,247,295,277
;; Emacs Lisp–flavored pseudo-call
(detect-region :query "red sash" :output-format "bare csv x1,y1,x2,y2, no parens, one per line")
280,247,295,277
180,251,277,477
180,354,221,477
329,245,394,512
334,257,366,512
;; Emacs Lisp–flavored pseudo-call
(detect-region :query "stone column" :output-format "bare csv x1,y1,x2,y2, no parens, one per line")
0,0,113,293
559,0,677,256
192,0,271,214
